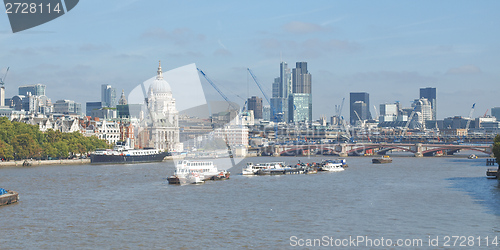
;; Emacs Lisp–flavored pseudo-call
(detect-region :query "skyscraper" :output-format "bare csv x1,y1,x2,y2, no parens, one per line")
289,62,312,123
292,62,311,94
491,107,500,121
19,84,45,96
101,84,117,108
350,92,371,125
420,87,436,120
270,61,292,122
247,96,263,119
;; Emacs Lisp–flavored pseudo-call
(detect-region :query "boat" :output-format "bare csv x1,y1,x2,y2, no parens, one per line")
167,160,229,184
0,188,19,206
187,172,205,184
242,162,286,175
90,140,170,164
486,168,498,179
372,155,393,164
319,159,347,172
468,154,478,159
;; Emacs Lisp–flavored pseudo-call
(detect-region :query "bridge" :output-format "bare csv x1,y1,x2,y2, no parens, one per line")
258,143,493,157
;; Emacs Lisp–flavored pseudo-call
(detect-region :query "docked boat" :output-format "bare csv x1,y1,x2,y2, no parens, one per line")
319,159,347,172
372,155,393,164
167,160,229,184
0,188,19,206
486,168,498,179
242,162,286,175
90,140,170,164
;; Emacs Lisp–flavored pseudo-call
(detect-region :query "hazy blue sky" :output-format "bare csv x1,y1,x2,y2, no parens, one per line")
1,1,499,120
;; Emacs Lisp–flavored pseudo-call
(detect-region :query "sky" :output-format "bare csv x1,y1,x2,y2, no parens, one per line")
1,0,499,121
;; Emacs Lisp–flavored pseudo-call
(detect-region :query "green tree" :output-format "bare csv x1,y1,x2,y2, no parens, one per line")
0,140,14,160
42,142,57,159
493,134,500,165
11,134,40,159
54,141,69,159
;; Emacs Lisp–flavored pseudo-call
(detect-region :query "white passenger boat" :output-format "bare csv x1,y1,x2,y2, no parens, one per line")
241,162,286,175
319,159,347,172
187,172,205,184
167,160,229,184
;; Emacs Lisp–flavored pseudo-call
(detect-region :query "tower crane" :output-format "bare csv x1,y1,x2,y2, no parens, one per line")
465,103,476,131
247,68,279,141
0,67,9,86
197,68,239,112
246,68,279,122
196,68,236,166
401,106,418,139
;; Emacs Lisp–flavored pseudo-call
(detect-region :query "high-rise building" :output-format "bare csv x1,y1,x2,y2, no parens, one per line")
420,87,436,120
288,93,311,123
101,84,117,108
379,103,398,122
350,92,371,125
86,102,103,117
270,62,292,122
292,62,311,94
19,84,45,96
491,107,500,121
352,101,368,125
289,62,312,123
412,98,432,128
247,96,263,119
54,100,81,115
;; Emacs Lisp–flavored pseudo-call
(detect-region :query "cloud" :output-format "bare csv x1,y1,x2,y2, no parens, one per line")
282,21,329,34
141,28,206,46
446,65,482,75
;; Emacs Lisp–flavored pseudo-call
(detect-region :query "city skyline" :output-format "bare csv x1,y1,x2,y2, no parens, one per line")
1,1,499,120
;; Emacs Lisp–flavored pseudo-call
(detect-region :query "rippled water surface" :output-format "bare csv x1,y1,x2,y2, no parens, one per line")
1,156,500,249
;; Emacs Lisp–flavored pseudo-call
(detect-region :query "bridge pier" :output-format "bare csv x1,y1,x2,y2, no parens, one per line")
413,143,423,157
339,143,348,157
273,145,280,157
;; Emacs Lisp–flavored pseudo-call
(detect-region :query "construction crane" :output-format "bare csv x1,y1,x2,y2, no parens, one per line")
0,67,9,86
335,98,345,117
247,68,279,141
247,68,270,105
197,68,236,166
465,103,476,131
197,68,239,112
373,105,379,121
483,109,489,118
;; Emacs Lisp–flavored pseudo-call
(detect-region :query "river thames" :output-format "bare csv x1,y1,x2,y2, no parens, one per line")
1,155,500,249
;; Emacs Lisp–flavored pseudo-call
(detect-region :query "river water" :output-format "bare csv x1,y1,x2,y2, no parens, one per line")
1,155,500,249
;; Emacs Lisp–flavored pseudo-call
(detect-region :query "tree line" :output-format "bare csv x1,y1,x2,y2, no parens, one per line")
0,117,109,160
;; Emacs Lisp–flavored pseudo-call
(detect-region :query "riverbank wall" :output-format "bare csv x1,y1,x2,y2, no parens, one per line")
0,159,91,167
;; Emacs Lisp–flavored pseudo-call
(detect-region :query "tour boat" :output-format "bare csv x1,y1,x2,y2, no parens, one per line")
319,159,347,172
187,172,205,184
241,162,286,175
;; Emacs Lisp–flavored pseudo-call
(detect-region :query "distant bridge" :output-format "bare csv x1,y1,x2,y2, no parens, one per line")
260,143,493,157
